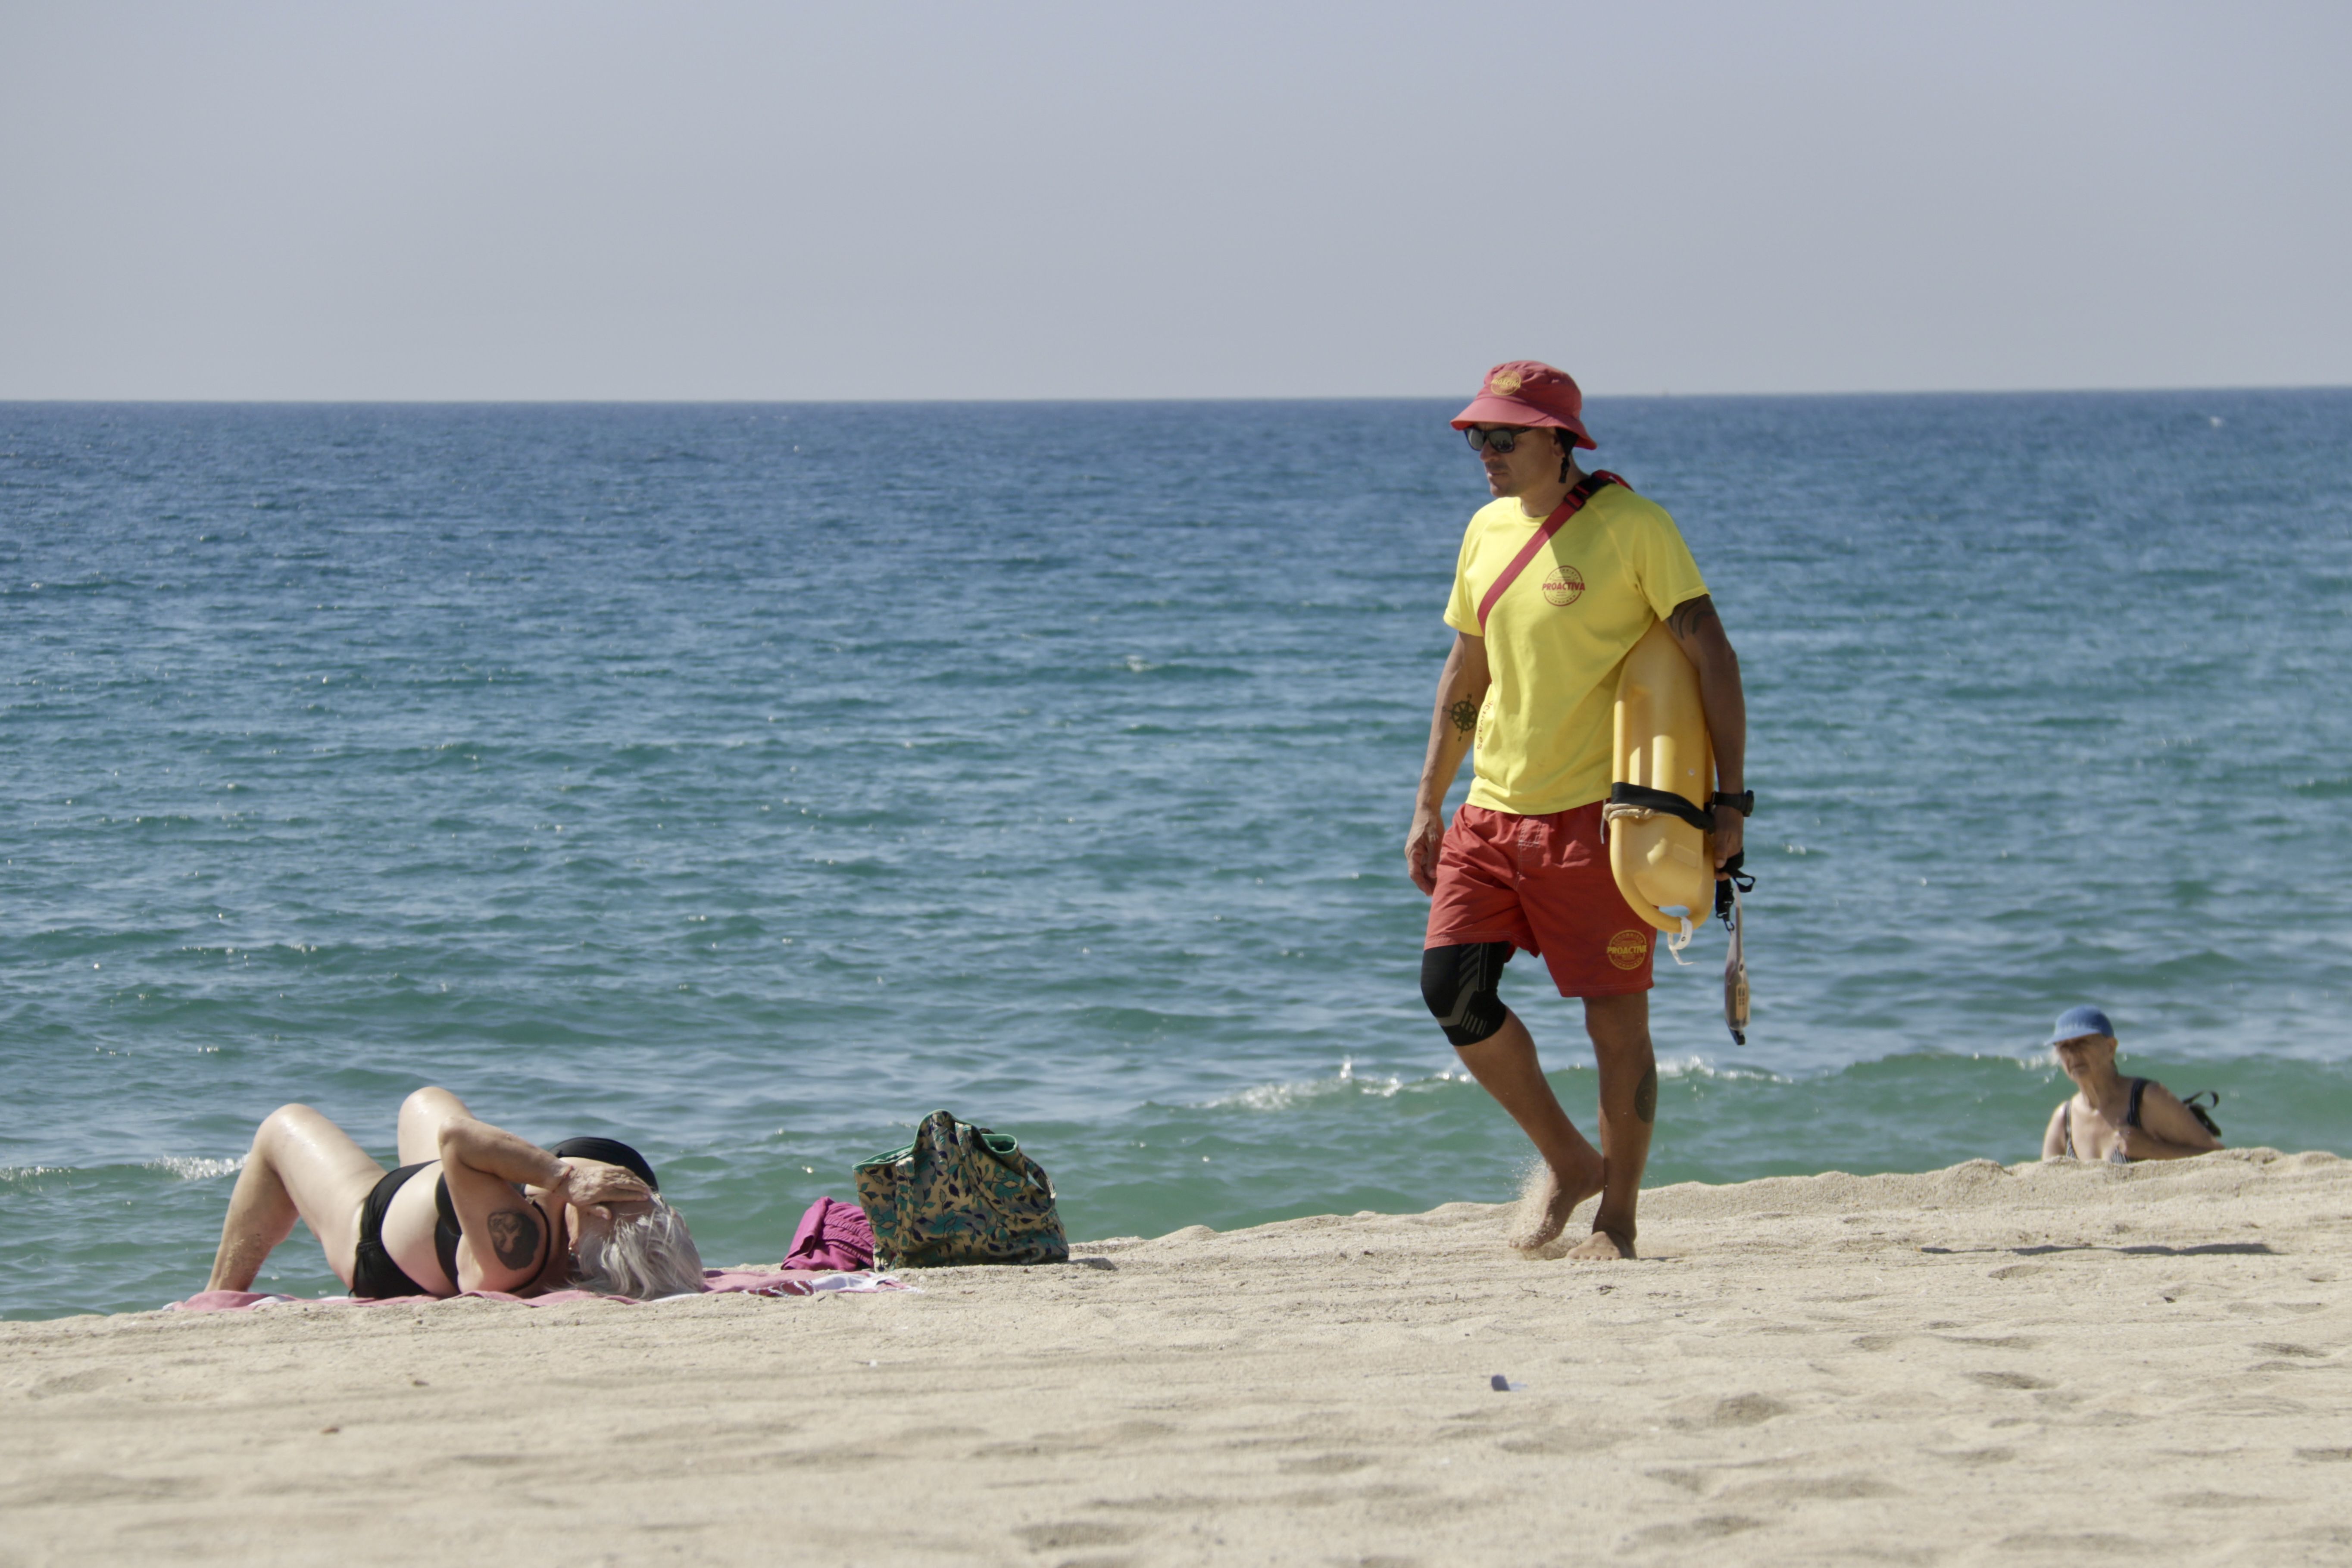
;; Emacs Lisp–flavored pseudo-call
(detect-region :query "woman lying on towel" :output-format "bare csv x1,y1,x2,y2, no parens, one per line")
205,1087,705,1300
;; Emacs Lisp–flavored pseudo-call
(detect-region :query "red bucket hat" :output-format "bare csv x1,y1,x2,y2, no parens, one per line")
1450,360,1597,450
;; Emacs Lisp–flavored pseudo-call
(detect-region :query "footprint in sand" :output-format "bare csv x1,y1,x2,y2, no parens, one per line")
1628,1514,1765,1546
1011,1521,1139,1551
1499,1427,1626,1456
1722,1474,1901,1502
1669,1393,1790,1429
1968,1371,2055,1390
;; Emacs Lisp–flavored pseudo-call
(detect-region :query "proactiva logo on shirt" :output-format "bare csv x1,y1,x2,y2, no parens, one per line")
1541,564,1585,606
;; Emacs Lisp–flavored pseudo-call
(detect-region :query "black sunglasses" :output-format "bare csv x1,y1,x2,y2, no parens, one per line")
1463,425,1538,453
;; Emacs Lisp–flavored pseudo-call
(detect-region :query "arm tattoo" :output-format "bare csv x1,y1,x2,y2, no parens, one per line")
1666,595,1719,642
1446,698,1478,735
1634,1063,1659,1125
487,1208,541,1269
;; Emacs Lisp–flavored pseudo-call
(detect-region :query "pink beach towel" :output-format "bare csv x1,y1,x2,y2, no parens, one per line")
165,1198,892,1313
166,1265,906,1314
159,1203,889,1316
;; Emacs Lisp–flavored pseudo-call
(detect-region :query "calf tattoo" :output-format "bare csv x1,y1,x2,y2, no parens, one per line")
487,1208,540,1269
1634,1064,1659,1124
1446,698,1478,735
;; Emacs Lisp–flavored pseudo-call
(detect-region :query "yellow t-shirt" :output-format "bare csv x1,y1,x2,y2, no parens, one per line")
1443,483,1709,816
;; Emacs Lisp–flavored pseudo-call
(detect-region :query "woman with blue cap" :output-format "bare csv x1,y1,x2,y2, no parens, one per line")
2038,1006,2222,1163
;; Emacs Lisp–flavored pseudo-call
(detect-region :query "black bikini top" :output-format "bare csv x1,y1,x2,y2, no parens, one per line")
2063,1079,2150,1161
430,1137,658,1290
429,1175,465,1290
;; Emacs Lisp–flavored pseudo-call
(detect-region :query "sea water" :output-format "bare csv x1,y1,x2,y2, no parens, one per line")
4,391,2349,1319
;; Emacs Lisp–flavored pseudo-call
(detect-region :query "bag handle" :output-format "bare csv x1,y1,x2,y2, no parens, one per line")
1474,471,1626,630
2179,1088,2223,1138
862,1116,1034,1174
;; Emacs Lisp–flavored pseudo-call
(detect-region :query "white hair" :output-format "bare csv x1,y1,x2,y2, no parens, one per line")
571,1196,706,1299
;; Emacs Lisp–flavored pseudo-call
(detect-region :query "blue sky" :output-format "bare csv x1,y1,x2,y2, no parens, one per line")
2,1,2344,398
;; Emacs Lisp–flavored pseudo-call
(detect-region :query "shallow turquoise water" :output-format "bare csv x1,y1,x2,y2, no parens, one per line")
4,392,2348,1317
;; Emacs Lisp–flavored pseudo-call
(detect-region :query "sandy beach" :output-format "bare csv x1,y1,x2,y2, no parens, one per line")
5,1147,2348,1567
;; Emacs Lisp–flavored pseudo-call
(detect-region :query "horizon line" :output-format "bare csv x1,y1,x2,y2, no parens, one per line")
4,382,2349,408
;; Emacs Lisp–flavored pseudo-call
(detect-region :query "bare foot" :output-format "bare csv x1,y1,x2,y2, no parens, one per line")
1504,1158,1606,1254
1563,1227,1636,1262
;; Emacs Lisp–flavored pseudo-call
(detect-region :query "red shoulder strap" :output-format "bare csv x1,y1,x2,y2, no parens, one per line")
1474,471,1628,631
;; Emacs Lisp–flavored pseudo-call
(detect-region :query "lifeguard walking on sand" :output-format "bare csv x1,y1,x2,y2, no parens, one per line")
1408,362,1748,1260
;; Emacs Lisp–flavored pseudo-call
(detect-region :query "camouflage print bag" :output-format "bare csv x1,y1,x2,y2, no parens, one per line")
853,1110,1069,1268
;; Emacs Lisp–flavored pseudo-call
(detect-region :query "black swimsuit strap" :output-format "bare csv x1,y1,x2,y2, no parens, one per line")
379,1161,434,1202
432,1174,464,1290
435,1171,568,1294
2126,1077,2149,1131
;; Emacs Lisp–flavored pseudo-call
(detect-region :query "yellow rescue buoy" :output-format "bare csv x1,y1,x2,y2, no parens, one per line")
1607,621,1716,934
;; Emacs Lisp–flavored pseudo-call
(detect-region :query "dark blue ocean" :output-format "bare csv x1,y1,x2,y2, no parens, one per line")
5,391,2349,1318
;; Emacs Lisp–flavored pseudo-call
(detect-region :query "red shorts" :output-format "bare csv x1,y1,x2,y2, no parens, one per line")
1424,802,1655,997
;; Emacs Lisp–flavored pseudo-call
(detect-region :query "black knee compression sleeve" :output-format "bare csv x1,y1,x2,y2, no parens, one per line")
1420,942,1513,1047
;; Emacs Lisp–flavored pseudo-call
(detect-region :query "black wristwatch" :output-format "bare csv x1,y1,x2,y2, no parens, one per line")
1711,790,1754,817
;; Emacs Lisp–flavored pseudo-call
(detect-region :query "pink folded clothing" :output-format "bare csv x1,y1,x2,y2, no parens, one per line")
784,1196,876,1273
166,1265,905,1313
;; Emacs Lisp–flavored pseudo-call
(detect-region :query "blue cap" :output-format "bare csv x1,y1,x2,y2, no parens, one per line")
2045,1004,2115,1046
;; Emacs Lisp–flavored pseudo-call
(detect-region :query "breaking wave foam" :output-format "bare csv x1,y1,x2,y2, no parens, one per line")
146,1156,243,1181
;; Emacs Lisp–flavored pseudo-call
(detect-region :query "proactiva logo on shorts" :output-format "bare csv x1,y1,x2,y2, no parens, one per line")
1542,564,1585,606
1605,929,1650,969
